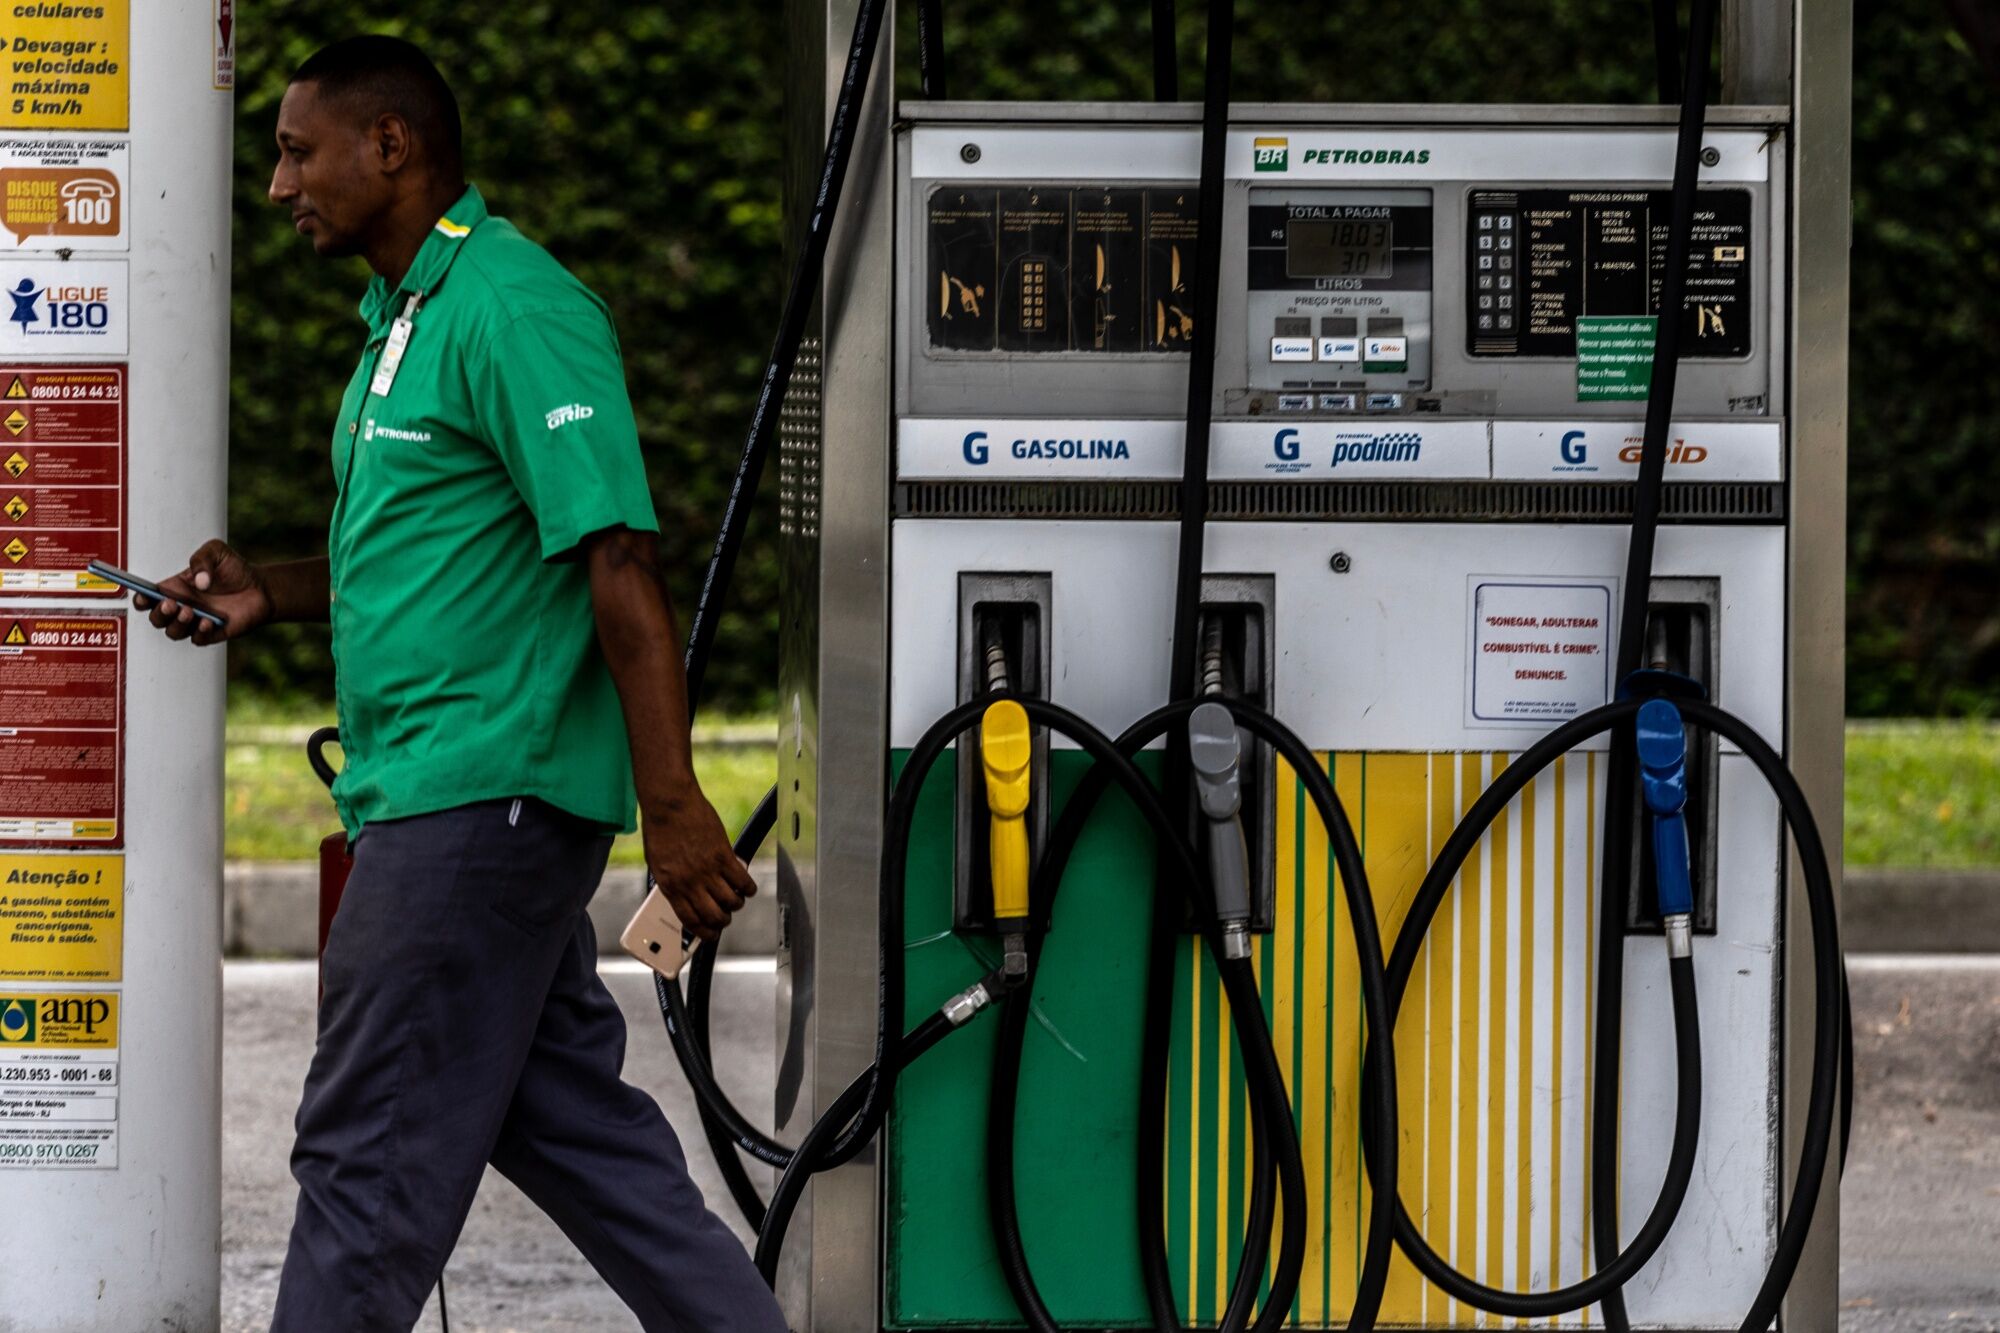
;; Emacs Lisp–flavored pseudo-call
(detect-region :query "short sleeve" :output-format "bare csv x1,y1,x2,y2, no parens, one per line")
470,307,660,560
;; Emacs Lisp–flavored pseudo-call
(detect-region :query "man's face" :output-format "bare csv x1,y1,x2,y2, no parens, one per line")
269,81,393,258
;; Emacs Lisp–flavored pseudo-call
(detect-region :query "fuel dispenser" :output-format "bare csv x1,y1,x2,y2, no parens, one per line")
704,0,1853,1329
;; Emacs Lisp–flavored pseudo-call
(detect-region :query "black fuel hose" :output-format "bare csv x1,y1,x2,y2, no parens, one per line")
658,787,780,1231
651,0,886,1220
1589,0,1716,1323
990,696,1398,1333
677,0,886,708
917,0,945,100
749,693,1230,1284
1361,694,1843,1332
1152,0,1177,101
984,706,1305,1332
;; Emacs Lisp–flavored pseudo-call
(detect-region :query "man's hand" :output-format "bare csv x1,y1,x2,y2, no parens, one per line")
643,784,757,943
131,539,274,645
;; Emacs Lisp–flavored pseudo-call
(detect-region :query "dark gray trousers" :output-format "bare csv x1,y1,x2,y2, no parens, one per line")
272,797,787,1333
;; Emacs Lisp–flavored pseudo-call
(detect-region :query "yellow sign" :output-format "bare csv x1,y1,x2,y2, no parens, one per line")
3,452,22,478
3,537,25,562
0,854,122,982
4,377,24,399
3,621,22,645
0,991,117,1047
3,495,25,522
1,0,129,131
4,410,25,436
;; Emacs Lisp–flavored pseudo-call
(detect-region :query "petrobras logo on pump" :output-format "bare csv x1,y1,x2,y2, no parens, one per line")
0,258,126,353
1491,421,1783,482
1253,137,1289,172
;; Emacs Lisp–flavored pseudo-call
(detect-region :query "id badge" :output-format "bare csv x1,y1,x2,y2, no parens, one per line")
369,294,423,397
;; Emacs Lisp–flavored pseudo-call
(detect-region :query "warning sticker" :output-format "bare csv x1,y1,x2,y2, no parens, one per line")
0,0,129,132
0,260,127,355
0,365,124,594
214,0,236,91
0,137,128,250
0,612,123,845
1467,577,1616,726
0,852,122,980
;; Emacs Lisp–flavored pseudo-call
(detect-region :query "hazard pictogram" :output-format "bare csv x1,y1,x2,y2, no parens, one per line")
3,622,22,646
4,452,25,478
4,377,25,399
5,409,27,436
3,495,25,522
4,537,27,562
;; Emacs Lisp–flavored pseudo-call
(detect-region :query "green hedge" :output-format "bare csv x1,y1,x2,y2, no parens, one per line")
226,1,2000,714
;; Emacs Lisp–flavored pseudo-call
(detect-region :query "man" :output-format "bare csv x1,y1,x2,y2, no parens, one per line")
133,36,789,1333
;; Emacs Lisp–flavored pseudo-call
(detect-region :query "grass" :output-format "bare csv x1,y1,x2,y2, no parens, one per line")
224,699,2000,869
225,697,775,868
1844,721,2000,869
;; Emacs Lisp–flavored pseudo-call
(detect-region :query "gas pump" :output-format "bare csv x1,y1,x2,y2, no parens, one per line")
692,0,1854,1329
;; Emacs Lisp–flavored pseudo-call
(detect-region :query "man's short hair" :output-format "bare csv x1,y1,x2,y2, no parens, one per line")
292,36,463,178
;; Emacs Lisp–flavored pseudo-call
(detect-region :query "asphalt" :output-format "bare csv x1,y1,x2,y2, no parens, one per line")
219,955,2000,1333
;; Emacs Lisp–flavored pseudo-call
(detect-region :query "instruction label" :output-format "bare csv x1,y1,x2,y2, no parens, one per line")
0,364,125,593
0,851,122,980
0,136,127,249
0,0,129,131
1467,577,1615,725
1575,316,1656,401
0,611,122,844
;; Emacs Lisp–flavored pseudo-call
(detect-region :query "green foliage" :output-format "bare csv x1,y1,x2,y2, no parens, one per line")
1846,721,2000,866
229,1,1999,714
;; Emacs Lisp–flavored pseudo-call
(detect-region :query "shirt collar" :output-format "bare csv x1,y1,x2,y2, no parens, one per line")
358,184,489,333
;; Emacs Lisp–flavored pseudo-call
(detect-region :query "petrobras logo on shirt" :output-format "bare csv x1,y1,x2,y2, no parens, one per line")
362,418,432,444
545,403,595,431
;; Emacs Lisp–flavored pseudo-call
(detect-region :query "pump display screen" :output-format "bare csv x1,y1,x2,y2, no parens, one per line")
1286,219,1394,279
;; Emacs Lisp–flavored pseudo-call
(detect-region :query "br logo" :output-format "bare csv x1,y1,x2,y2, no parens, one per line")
0,996,35,1043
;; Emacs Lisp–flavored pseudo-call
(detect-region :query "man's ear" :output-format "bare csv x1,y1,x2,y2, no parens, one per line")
370,112,413,174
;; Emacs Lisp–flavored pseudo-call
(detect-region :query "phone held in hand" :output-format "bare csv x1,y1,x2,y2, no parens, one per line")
86,559,229,630
622,884,698,978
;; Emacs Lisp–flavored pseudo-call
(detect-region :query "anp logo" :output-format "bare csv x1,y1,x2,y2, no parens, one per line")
0,995,35,1043
1253,137,1289,172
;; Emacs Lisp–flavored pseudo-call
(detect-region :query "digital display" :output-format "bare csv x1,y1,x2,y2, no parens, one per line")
1286,219,1394,279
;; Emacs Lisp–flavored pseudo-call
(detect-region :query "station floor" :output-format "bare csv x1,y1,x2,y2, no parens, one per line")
220,955,2000,1332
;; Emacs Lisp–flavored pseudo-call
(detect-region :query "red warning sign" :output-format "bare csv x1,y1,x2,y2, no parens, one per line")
0,613,124,846
0,366,125,596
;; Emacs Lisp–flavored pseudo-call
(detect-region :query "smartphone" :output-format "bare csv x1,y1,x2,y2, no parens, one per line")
621,885,697,977
86,560,228,630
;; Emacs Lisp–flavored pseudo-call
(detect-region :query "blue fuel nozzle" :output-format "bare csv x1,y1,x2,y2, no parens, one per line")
1635,697,1695,938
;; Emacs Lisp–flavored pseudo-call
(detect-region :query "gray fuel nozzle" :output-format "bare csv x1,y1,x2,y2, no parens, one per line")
1189,701,1253,959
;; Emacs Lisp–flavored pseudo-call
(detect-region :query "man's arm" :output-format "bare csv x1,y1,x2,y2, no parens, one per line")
133,540,329,645
585,525,757,941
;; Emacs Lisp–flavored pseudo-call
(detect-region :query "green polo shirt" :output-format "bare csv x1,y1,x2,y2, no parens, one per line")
326,185,658,835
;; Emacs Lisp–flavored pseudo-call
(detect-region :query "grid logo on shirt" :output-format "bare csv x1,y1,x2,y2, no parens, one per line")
545,403,596,431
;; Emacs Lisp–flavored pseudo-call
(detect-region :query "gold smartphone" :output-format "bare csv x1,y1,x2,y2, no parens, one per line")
621,885,696,977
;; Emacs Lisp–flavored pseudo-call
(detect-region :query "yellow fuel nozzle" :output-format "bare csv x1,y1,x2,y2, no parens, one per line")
980,699,1033,923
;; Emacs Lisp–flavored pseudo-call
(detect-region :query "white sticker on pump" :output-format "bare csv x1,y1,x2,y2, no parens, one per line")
899,419,1184,479
1465,576,1618,728
1491,420,1783,481
1212,419,1489,480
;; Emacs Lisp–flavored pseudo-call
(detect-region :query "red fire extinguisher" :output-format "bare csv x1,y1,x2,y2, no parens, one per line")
306,726,350,998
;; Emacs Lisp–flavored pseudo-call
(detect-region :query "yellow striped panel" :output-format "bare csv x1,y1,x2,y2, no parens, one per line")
1173,750,1606,1329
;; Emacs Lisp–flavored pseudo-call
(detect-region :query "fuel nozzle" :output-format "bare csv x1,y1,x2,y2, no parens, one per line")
1635,697,1695,958
1189,701,1253,960
981,699,1033,976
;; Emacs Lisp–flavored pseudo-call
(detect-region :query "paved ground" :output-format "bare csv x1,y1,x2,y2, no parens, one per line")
222,955,2000,1332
